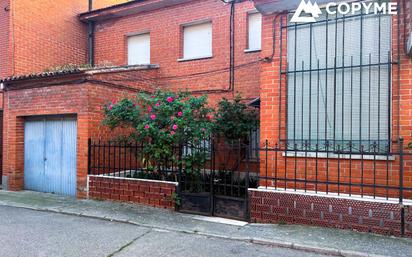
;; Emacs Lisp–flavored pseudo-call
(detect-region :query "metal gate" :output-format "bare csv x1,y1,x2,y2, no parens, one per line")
24,116,77,197
178,141,257,221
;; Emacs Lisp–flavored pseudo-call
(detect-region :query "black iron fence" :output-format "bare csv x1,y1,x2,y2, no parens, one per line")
88,136,412,222
259,138,412,204
88,139,179,181
88,138,259,219
87,138,259,187
88,137,412,204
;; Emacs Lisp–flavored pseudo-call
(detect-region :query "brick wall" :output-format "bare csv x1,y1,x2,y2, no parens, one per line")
85,68,159,140
250,189,407,237
0,0,10,78
0,0,131,78
10,0,89,75
92,0,261,101
88,175,177,210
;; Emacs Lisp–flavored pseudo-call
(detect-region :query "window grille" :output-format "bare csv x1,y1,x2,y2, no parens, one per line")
282,7,399,153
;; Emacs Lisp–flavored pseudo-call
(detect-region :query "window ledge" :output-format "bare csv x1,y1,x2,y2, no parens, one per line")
178,55,213,62
244,48,261,53
282,151,396,161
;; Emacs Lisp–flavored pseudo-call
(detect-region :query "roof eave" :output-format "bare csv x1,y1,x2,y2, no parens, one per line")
0,64,160,87
1,73,87,88
0,70,85,84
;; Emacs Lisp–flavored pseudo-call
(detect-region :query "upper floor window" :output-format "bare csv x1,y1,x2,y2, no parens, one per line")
127,33,150,65
182,22,212,60
247,12,262,51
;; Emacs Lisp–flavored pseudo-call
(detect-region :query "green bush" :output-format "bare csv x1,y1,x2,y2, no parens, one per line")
103,90,214,173
214,95,259,143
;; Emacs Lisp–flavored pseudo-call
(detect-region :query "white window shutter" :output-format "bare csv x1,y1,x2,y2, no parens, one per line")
128,33,150,65
183,22,212,59
248,13,262,50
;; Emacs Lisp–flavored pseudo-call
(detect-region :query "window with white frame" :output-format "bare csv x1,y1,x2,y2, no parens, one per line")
247,12,262,51
286,11,392,153
127,33,150,65
182,22,212,60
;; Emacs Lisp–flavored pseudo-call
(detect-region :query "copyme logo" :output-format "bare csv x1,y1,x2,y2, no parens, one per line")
290,0,398,23
291,0,322,23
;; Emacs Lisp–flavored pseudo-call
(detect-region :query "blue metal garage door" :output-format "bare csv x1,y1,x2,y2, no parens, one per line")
24,116,77,197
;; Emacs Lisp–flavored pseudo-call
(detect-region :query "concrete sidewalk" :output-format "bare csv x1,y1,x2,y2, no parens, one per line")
0,191,410,257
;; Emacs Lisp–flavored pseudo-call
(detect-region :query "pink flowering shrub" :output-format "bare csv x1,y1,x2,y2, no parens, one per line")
103,90,214,173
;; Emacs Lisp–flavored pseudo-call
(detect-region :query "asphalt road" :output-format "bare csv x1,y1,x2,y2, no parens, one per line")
0,206,327,257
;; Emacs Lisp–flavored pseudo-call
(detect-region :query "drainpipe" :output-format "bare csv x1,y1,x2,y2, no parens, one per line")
87,0,95,66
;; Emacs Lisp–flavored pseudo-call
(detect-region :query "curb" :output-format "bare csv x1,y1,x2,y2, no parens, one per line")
0,203,388,257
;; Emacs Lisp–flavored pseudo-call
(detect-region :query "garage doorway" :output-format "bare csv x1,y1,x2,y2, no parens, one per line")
24,115,77,197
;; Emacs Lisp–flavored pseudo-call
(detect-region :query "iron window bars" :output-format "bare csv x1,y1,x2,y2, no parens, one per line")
278,2,401,153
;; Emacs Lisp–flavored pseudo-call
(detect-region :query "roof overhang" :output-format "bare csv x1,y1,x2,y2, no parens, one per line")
253,0,347,15
0,69,85,84
0,65,159,91
80,0,194,22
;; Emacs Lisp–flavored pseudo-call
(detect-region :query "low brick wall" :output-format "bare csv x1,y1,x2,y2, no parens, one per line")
250,188,410,237
88,175,177,210
406,206,412,237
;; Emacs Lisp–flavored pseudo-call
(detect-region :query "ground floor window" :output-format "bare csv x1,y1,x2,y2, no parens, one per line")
286,10,392,153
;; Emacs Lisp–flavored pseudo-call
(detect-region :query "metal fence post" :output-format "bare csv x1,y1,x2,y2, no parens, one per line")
399,138,404,204
210,138,215,216
399,138,405,236
245,140,250,221
265,139,268,189
176,143,183,211
87,138,92,175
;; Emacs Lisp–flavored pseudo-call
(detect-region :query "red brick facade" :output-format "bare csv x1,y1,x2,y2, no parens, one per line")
10,0,90,75
0,0,128,78
0,0,10,78
0,0,411,237
0,0,263,196
89,175,177,210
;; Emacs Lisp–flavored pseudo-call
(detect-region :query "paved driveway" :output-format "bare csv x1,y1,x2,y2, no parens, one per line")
0,206,325,257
